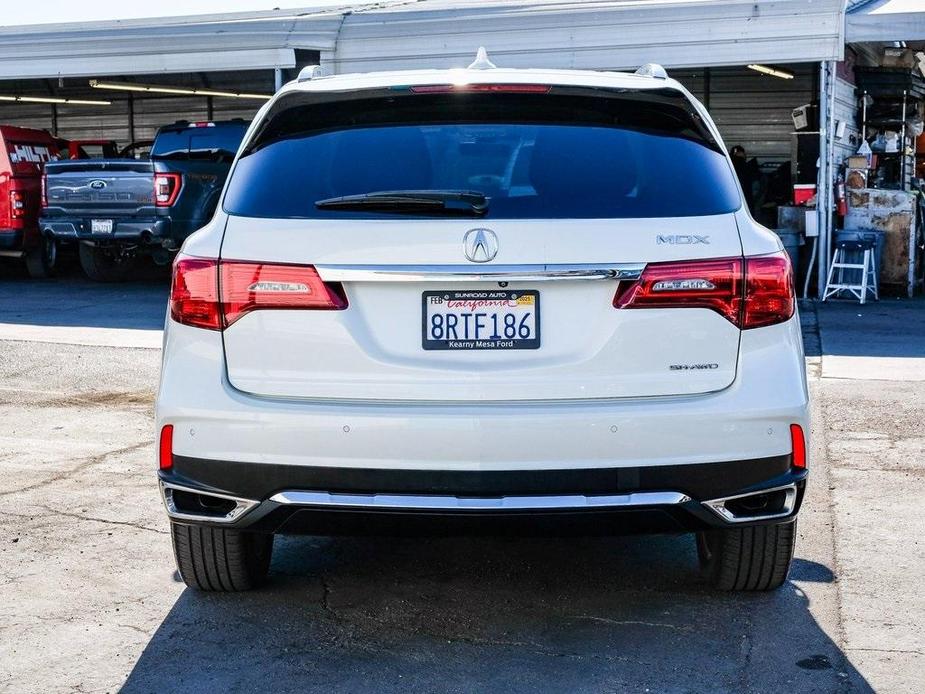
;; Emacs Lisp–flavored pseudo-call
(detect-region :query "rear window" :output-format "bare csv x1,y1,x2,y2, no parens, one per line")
7,141,57,175
223,89,741,219
151,124,248,162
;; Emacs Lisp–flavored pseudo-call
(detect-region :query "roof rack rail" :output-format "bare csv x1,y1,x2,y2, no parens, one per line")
635,63,668,79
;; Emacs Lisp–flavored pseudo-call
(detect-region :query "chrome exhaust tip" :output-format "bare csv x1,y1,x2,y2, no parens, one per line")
160,481,259,524
703,483,797,523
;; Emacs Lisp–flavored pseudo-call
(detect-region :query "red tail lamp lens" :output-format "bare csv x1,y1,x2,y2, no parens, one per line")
220,261,347,327
170,258,347,330
614,257,744,325
170,257,221,330
154,173,182,206
614,253,795,330
790,424,806,469
743,255,795,329
159,425,174,471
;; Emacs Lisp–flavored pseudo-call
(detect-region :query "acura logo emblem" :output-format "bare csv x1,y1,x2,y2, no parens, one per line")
463,228,498,263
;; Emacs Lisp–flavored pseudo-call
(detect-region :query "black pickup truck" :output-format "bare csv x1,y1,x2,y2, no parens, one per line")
41,120,249,281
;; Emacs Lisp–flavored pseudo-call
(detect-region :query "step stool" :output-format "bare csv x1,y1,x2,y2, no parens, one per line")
822,239,879,304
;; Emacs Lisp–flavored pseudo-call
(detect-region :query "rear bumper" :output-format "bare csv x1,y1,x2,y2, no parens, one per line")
158,459,806,535
156,316,810,535
40,217,172,245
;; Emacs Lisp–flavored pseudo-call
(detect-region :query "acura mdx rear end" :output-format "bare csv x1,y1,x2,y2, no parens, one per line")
156,58,808,592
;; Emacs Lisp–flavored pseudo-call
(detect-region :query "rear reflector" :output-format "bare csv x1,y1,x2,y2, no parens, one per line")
159,425,174,471
170,257,347,330
790,423,806,469
615,252,794,330
410,84,551,94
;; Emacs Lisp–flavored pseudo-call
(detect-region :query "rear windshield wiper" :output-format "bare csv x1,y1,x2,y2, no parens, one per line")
315,190,489,216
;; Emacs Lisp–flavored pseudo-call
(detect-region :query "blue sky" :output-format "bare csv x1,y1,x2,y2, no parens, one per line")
3,1,354,26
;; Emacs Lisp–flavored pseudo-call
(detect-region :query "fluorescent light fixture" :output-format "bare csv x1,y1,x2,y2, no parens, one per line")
747,64,794,80
90,80,271,100
0,95,111,105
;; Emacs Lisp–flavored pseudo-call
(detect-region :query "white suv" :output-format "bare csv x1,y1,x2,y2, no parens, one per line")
156,54,808,592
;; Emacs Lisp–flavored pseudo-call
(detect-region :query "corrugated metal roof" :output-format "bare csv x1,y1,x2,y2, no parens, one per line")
329,0,845,73
847,0,925,42
0,0,846,81
0,5,354,79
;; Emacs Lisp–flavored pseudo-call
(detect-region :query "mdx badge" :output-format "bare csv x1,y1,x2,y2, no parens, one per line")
463,228,499,263
657,235,710,245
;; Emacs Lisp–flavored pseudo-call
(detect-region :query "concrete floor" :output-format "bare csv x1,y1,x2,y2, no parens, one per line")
0,266,923,693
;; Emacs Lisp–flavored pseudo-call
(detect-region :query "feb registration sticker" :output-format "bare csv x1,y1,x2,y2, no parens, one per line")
422,290,540,350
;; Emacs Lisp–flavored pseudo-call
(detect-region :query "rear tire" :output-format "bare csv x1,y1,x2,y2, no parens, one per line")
78,243,137,282
25,237,57,279
170,522,274,591
697,521,796,591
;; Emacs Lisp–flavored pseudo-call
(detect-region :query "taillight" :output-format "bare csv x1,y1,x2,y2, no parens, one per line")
742,254,795,329
614,252,794,330
170,257,221,329
159,424,174,471
9,190,25,219
221,261,347,326
154,173,182,207
790,423,806,469
615,257,744,324
41,174,48,208
170,257,347,330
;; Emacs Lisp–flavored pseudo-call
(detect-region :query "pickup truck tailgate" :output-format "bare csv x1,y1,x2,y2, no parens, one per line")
44,160,155,216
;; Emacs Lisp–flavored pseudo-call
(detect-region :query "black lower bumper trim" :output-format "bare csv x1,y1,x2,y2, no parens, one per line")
161,455,806,536
264,507,695,536
167,453,793,501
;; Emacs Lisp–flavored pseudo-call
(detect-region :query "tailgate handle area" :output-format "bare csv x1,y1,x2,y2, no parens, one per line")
314,263,645,283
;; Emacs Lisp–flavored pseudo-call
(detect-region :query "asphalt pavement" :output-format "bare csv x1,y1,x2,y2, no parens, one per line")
0,263,922,693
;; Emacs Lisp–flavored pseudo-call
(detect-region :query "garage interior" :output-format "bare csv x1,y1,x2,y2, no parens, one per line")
0,60,810,161
0,59,318,144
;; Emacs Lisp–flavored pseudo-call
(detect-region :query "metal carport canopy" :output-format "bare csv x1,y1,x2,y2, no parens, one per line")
0,1,845,81
327,0,846,73
0,7,349,80
847,0,925,42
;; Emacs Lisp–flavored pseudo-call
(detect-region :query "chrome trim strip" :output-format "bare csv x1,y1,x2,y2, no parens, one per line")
313,263,645,283
268,489,689,511
702,483,798,524
159,481,260,524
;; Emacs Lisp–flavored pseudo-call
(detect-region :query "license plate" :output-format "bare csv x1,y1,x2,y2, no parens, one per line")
422,290,540,350
91,219,113,233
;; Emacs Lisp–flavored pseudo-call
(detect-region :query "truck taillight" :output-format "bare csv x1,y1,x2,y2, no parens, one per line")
614,253,794,330
154,173,182,207
41,174,48,208
9,190,25,219
170,258,347,330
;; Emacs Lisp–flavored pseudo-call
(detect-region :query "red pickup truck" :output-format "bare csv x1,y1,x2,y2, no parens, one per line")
0,125,60,277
